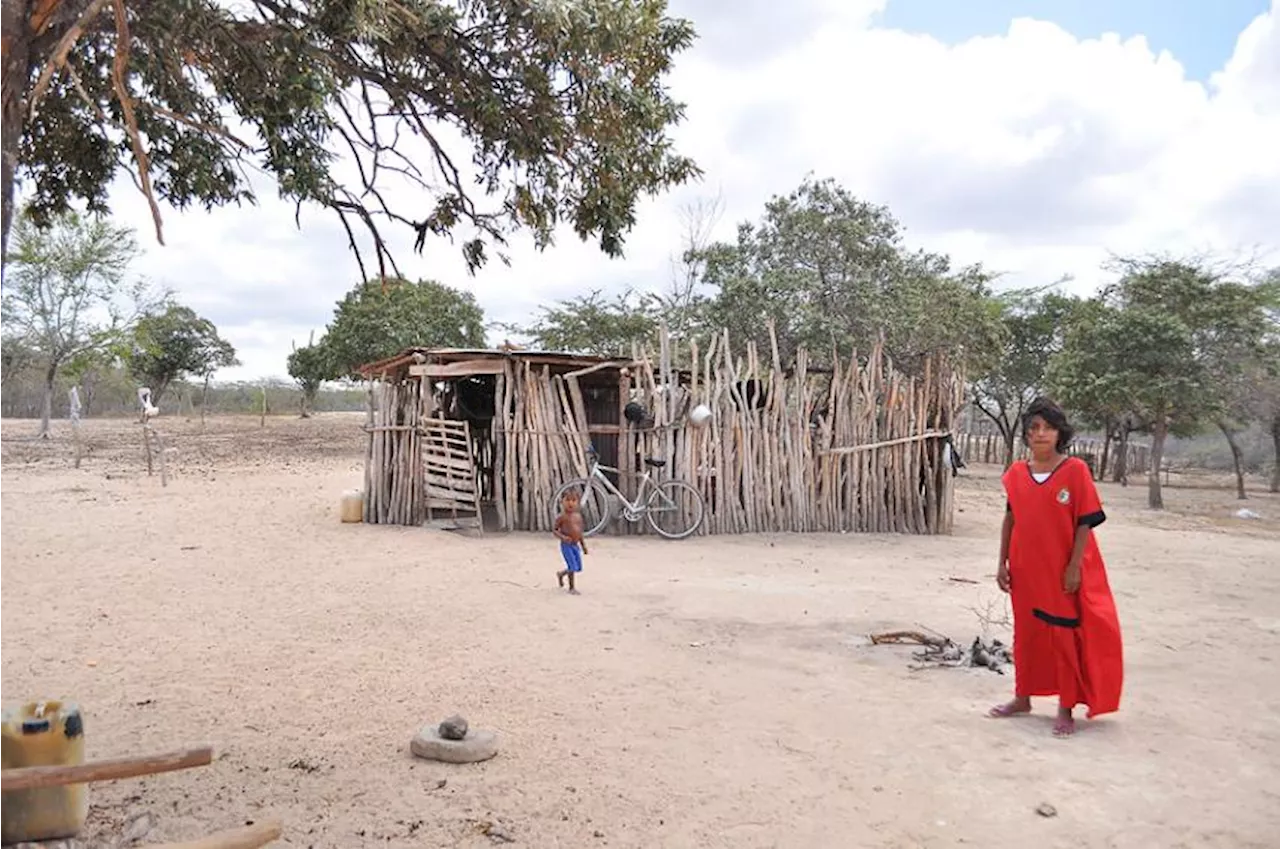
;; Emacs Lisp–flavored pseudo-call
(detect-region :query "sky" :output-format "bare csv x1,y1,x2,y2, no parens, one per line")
94,0,1279,382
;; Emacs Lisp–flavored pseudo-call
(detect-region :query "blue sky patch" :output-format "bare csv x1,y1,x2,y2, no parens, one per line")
873,0,1270,81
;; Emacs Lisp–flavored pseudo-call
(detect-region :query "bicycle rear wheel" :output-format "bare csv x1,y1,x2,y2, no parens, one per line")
551,479,611,537
644,480,705,539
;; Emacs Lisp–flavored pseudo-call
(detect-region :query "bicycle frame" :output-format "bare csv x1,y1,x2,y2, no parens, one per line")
582,455,656,515
581,449,682,519
556,445,705,539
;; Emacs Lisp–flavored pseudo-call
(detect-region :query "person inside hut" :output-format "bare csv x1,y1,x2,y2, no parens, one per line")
554,489,589,594
988,397,1124,737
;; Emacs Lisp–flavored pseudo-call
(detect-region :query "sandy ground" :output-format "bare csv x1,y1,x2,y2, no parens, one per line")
2,414,1279,849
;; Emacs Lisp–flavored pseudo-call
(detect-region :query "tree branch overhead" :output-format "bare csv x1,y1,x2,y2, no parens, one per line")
2,0,702,273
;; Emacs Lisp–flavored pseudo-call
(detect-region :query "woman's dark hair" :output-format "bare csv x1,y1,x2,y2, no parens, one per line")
1021,396,1074,452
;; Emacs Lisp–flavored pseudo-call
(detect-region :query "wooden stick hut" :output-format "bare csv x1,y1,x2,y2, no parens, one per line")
358,327,966,535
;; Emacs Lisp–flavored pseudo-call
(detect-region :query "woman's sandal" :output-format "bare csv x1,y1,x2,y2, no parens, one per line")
988,702,1030,718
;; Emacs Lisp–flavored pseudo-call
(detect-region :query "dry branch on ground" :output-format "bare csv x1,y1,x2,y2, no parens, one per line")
869,629,1012,673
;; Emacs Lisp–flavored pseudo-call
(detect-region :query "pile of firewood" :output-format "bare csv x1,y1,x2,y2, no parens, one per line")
869,630,1012,673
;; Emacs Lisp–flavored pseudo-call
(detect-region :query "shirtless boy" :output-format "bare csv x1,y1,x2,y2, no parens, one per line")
554,489,589,594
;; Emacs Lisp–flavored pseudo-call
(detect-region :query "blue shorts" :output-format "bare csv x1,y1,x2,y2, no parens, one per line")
560,541,583,573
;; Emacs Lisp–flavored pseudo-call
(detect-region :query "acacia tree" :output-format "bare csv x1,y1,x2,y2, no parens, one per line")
124,303,238,402
971,285,1080,468
696,177,1004,375
1201,277,1280,499
518,288,658,357
0,209,150,435
286,331,330,417
0,332,36,390
1051,258,1277,509
1047,301,1148,485
1259,342,1280,493
321,277,486,378
1049,302,1203,509
2,0,701,275
1252,268,1280,493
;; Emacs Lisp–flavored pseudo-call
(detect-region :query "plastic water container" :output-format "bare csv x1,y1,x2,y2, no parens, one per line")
1,700,88,844
340,490,364,523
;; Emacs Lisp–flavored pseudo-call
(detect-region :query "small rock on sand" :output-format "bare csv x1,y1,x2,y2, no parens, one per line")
438,714,469,740
412,725,498,764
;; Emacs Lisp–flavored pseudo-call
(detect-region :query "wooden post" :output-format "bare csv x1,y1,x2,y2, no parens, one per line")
69,386,83,468
363,382,375,523
142,423,154,476
1,746,213,791
200,372,211,432
148,424,169,487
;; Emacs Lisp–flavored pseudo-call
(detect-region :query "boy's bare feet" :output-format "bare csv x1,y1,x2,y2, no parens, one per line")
988,697,1032,718
568,588,580,595
557,571,565,587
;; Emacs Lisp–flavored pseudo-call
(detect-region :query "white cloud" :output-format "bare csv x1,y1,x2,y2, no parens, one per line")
99,0,1279,380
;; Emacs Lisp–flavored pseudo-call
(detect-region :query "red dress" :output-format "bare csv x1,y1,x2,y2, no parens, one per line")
1003,457,1124,717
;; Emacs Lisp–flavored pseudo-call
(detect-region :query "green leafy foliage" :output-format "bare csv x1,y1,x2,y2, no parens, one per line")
696,177,1004,374
1,333,38,387
514,178,1005,376
1048,257,1279,507
1051,302,1199,432
0,208,154,434
1045,299,1138,441
320,277,487,378
519,288,659,356
972,285,1082,464
4,0,701,275
286,338,333,416
124,304,239,402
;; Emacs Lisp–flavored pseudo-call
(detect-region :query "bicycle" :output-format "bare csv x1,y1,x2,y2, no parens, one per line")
552,445,706,540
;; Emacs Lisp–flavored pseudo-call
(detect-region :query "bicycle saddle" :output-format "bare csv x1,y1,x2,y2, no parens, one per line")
644,457,667,468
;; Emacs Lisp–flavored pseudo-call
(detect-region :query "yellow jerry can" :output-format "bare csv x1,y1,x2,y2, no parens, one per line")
1,700,88,844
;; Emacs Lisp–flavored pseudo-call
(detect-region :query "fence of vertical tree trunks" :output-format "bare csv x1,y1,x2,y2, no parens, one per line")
601,326,965,535
361,325,967,534
952,431,1151,478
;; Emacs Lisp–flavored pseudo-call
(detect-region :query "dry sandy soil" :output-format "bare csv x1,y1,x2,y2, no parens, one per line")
2,414,1279,849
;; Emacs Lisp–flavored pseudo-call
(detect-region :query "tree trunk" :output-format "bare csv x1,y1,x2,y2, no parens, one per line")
300,386,315,418
1217,420,1248,500
38,361,55,437
1271,412,1280,494
1,0,32,268
1148,418,1167,509
1001,426,1017,468
201,372,211,430
1098,421,1113,482
81,370,97,417
1113,427,1130,486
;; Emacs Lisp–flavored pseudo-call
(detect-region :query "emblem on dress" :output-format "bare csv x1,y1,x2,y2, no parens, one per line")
1057,488,1071,505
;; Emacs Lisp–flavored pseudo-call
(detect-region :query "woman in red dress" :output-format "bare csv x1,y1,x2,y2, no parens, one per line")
988,397,1124,737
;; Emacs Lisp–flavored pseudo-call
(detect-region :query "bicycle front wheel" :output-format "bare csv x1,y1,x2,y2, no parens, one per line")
552,478,611,537
644,480,705,539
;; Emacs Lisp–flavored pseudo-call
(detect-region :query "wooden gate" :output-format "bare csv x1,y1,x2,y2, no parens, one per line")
421,417,483,531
